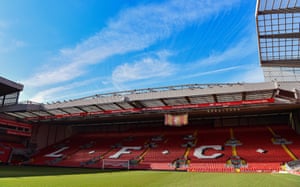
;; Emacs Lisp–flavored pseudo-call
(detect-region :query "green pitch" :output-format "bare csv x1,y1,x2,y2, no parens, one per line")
0,166,299,187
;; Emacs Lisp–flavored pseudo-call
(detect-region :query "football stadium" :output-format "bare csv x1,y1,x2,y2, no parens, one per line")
1,0,300,186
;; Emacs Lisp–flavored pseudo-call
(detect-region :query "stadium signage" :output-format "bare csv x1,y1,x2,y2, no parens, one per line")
44,145,225,160
105,145,225,160
0,118,32,128
109,146,142,159
25,98,274,121
6,129,31,137
0,118,32,136
193,145,223,159
45,147,69,157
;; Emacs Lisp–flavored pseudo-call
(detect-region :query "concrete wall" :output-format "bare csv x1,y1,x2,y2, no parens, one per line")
30,124,72,150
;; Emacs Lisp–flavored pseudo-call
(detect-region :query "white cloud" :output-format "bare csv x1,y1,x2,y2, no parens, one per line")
0,40,26,53
12,40,26,48
0,20,26,53
112,52,176,84
109,30,258,91
0,20,9,29
244,67,264,83
185,65,243,79
25,63,86,87
29,78,105,102
228,65,264,83
30,86,69,103
23,0,240,87
194,37,257,67
158,35,258,83
31,31,257,102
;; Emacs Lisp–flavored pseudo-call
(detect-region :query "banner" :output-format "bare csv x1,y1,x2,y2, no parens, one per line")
164,113,188,126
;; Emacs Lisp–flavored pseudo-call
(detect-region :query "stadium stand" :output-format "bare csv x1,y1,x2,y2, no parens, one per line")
25,123,300,173
0,76,300,173
0,143,12,163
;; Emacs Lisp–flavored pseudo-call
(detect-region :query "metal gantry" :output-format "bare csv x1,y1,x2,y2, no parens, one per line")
256,0,300,81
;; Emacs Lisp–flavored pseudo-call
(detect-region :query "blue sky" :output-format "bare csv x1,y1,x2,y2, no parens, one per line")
0,0,264,103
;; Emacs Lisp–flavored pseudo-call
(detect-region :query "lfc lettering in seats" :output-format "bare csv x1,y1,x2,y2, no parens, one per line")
193,145,224,159
45,145,225,159
107,145,224,159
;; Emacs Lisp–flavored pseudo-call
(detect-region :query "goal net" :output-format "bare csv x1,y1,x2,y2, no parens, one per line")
102,159,130,170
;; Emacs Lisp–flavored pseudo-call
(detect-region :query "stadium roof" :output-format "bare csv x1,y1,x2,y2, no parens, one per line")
0,76,23,107
256,0,300,67
0,76,23,96
2,81,300,124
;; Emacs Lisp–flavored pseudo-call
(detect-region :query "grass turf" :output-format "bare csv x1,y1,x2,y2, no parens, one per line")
0,166,300,187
